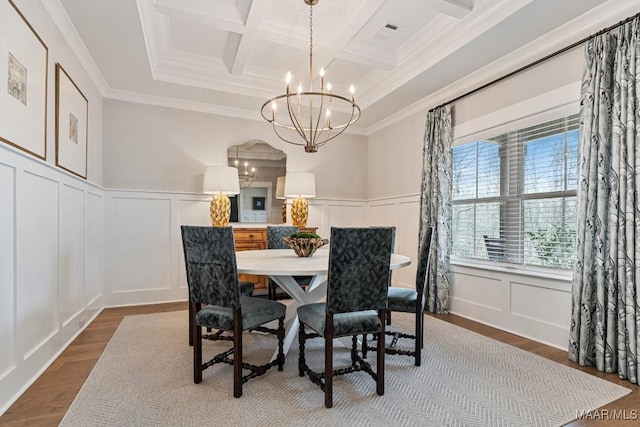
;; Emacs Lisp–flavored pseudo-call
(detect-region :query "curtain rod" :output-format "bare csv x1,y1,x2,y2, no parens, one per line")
429,12,640,112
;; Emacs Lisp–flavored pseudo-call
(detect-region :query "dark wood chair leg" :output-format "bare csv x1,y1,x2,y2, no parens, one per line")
188,301,194,346
420,309,425,349
325,313,334,409
362,333,368,359
277,317,285,371
416,303,423,366
298,322,306,377
233,311,243,398
193,320,202,384
386,311,391,326
377,310,385,396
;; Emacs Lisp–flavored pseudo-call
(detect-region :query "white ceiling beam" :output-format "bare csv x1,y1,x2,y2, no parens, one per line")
228,1,269,76
423,0,473,19
312,0,387,78
154,0,245,33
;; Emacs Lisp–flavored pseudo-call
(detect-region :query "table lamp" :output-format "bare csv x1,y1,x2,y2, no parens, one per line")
275,176,287,223
284,172,315,228
203,166,240,226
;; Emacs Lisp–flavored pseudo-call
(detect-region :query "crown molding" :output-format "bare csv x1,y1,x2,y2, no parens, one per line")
106,88,261,121
105,88,368,136
364,0,639,135
39,0,109,95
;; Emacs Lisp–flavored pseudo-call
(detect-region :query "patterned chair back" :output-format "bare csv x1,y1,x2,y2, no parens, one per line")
267,226,299,249
326,227,394,314
181,226,240,309
416,226,435,303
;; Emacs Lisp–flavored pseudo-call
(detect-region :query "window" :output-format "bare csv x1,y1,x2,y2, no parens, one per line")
451,114,579,269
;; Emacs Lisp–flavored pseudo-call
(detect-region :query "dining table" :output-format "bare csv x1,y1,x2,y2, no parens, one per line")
235,248,412,359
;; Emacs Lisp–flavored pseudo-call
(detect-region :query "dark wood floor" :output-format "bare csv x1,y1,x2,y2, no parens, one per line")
0,302,637,426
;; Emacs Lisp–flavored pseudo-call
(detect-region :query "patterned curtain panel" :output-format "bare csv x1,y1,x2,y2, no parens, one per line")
420,105,452,314
569,16,640,384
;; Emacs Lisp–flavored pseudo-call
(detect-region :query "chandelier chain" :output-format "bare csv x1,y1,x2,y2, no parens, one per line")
309,4,313,64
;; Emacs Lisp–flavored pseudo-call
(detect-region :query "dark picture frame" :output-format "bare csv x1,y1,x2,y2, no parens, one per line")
252,196,265,211
0,0,48,159
55,63,88,179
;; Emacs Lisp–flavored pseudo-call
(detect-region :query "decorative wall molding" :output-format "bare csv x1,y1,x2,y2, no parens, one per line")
450,263,572,349
0,143,104,415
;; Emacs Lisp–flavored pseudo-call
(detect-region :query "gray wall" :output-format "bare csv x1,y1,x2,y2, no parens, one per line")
103,100,368,199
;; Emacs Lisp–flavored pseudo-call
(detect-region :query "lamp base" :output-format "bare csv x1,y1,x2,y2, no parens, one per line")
210,193,231,226
281,200,287,223
291,197,308,228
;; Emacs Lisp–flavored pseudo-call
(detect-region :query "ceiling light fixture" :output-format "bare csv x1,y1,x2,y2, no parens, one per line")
232,146,257,189
260,0,361,153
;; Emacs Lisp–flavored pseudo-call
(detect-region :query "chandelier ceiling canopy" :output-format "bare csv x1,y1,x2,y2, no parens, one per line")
260,0,361,153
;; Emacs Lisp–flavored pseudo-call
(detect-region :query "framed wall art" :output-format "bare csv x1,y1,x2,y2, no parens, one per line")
55,63,88,178
252,196,265,211
0,0,48,159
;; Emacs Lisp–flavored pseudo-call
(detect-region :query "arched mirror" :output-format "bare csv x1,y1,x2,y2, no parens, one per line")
227,140,286,223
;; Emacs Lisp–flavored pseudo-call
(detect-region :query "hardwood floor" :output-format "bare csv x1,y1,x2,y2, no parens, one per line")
0,303,637,426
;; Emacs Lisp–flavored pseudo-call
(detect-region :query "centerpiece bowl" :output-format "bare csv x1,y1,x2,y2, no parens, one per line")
283,232,329,257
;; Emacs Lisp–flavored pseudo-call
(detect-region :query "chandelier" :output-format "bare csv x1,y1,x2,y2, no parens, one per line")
232,147,257,189
260,0,361,153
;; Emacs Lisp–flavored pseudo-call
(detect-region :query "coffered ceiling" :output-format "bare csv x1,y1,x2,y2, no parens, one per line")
55,0,635,132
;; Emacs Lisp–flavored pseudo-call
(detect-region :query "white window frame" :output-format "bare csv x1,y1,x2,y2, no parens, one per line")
450,82,580,279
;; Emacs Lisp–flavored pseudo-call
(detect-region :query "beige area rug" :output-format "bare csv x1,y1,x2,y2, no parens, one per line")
60,310,629,427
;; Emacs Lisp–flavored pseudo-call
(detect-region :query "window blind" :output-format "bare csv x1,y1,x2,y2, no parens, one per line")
451,113,579,269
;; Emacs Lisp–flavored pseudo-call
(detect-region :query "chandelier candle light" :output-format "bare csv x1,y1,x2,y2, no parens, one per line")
203,166,240,227
232,146,257,189
261,0,361,153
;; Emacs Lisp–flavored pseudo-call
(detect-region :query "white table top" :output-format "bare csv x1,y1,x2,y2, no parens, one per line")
235,248,411,276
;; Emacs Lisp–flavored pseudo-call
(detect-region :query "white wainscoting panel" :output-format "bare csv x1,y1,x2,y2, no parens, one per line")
177,198,211,227
449,270,504,312
450,263,572,349
367,202,398,226
510,280,572,327
17,171,59,360
108,197,172,294
396,199,420,285
59,185,85,327
0,163,16,381
176,197,211,289
368,196,421,288
0,144,107,416
326,204,365,231
85,192,103,306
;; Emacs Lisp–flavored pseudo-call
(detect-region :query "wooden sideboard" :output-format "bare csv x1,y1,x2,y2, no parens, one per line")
233,225,317,291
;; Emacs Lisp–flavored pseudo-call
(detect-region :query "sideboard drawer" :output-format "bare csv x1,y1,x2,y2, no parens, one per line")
235,241,266,251
233,228,267,242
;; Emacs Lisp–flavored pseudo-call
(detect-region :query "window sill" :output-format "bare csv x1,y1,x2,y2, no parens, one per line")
450,257,573,282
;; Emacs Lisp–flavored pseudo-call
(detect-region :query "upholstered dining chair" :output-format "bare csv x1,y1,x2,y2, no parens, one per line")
297,227,394,408
181,226,286,397
363,226,434,366
266,225,311,300
187,262,254,347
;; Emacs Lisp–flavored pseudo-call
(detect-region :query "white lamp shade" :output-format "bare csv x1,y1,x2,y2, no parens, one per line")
284,172,316,198
203,166,240,195
275,176,286,200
